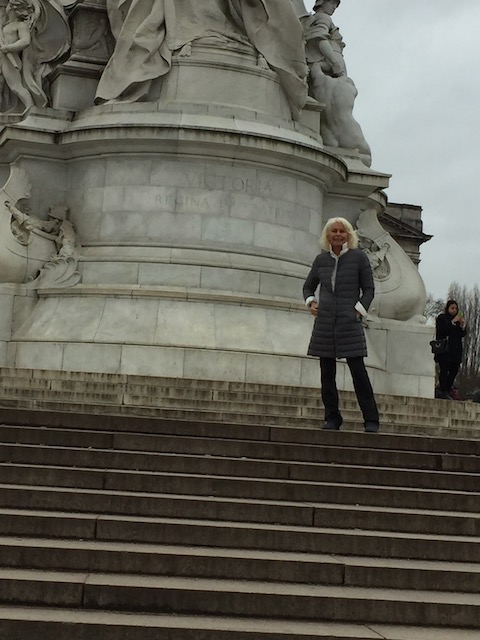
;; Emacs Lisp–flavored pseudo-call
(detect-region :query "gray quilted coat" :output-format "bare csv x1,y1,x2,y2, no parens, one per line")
303,248,375,358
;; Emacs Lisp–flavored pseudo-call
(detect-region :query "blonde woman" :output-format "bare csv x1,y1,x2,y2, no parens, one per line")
303,217,379,432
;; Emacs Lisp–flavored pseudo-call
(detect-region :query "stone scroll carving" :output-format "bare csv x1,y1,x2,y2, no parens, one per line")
356,208,427,323
303,0,371,165
96,0,308,120
0,164,81,286
0,0,75,118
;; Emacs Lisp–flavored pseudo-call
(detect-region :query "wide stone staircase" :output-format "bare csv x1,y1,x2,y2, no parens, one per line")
0,367,479,639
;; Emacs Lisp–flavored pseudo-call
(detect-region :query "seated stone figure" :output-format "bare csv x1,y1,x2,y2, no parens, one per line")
96,0,308,120
303,0,371,164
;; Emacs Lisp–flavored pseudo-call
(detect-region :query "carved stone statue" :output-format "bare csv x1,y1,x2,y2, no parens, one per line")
30,204,81,288
51,206,77,259
0,164,80,285
96,0,308,120
0,0,72,116
303,0,371,164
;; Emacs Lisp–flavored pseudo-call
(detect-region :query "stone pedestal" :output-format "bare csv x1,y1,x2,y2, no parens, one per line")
50,1,114,112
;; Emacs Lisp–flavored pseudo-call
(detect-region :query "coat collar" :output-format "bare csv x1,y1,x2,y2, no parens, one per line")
329,242,349,258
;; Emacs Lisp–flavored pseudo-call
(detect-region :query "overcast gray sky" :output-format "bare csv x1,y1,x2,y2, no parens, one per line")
304,0,479,299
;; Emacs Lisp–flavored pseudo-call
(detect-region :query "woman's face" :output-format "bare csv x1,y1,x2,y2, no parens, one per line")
447,303,458,316
327,222,348,250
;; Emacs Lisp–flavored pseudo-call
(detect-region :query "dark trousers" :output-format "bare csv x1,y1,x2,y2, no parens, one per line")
438,360,460,393
320,357,379,425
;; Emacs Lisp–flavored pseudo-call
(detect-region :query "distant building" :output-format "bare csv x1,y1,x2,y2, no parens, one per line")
381,203,432,267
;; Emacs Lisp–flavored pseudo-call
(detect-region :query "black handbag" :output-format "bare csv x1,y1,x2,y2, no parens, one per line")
430,337,449,355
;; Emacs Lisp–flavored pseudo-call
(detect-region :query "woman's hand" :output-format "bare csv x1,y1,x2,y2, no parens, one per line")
453,314,465,327
308,301,318,317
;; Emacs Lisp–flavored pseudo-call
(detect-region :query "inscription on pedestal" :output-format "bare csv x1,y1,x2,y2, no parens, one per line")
184,173,273,196
155,194,214,212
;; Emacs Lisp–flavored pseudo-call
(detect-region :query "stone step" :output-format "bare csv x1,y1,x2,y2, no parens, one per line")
1,462,479,513
0,568,479,627
1,476,480,536
1,508,479,563
96,515,480,564
2,368,480,432
2,379,474,419
0,436,480,484
2,367,479,421
0,391,480,635
2,409,480,456
0,367,474,411
1,537,480,593
2,384,478,430
0,377,323,407
2,424,480,473
0,389,460,431
1,400,478,440
2,608,477,640
0,367,431,402
2,369,478,433
0,473,479,535
2,442,479,493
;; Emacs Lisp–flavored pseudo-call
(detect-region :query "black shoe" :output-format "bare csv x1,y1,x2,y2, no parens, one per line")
439,391,451,400
322,418,342,431
364,422,379,433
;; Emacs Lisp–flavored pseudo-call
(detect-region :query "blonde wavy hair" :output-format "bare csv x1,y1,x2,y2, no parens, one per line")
319,217,358,251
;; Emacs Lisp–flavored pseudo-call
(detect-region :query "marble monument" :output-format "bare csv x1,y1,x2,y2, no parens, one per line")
0,0,434,397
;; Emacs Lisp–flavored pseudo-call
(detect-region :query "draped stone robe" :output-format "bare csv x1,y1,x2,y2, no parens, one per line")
96,0,307,119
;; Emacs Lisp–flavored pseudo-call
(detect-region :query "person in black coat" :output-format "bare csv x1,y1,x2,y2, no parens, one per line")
435,299,466,399
303,216,379,432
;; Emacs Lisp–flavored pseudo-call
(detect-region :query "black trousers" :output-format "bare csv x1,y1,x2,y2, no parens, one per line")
438,359,460,393
320,357,379,425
